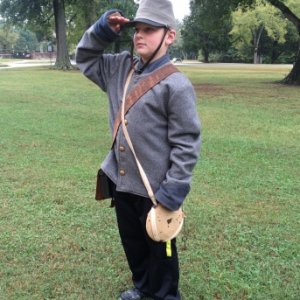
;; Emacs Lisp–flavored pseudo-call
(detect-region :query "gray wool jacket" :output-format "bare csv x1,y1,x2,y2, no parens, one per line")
75,10,201,211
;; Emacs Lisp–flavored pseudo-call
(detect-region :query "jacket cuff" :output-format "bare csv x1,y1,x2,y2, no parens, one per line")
94,9,122,43
155,182,190,211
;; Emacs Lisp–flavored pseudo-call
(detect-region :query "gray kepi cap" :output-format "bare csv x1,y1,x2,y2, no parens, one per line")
130,0,176,29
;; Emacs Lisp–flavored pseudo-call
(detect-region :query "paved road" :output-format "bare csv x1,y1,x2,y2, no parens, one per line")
177,61,293,69
0,59,293,70
0,59,54,69
0,59,77,69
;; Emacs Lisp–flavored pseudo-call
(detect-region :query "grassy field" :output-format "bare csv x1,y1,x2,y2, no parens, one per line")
0,64,299,300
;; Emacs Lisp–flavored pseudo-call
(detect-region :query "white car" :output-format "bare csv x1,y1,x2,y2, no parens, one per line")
172,57,182,63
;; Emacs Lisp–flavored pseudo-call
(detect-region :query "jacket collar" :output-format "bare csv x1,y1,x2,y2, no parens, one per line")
136,54,170,74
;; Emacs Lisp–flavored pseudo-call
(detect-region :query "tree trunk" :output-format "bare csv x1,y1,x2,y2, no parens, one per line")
202,48,209,63
253,32,258,64
253,26,263,64
53,0,72,70
282,41,300,85
267,0,300,85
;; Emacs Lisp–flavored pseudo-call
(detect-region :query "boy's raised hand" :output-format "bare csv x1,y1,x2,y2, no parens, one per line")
108,12,130,33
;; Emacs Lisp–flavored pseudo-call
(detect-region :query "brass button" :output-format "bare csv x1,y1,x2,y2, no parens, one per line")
119,169,126,176
119,145,125,152
124,119,128,126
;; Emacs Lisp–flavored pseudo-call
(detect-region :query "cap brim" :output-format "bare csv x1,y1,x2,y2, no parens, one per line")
124,18,167,28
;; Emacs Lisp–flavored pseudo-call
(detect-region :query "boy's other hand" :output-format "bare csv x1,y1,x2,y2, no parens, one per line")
108,13,130,33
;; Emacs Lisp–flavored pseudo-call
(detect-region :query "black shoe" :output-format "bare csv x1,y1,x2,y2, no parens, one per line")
119,287,145,300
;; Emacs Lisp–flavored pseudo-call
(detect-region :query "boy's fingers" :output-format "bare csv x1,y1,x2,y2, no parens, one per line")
108,15,130,25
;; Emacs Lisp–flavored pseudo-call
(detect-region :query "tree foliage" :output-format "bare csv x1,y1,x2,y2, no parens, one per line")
0,20,39,53
68,0,137,57
183,0,300,84
0,21,18,51
181,0,232,62
234,0,300,84
0,0,138,69
0,0,72,69
230,0,288,63
14,29,39,52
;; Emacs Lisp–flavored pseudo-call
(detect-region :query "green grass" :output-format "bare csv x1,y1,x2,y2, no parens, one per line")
0,65,299,300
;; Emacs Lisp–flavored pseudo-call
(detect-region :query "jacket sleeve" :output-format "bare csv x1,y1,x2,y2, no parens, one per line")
155,77,201,211
75,9,123,91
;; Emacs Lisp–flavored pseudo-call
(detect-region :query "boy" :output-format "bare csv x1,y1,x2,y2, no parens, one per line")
76,0,201,299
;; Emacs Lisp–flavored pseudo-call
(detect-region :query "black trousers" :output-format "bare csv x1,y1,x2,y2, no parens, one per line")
112,185,180,300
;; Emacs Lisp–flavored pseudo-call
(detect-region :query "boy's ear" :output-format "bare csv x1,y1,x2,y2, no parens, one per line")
165,29,176,46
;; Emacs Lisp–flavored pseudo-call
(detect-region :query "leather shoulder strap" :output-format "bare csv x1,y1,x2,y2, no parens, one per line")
112,63,179,142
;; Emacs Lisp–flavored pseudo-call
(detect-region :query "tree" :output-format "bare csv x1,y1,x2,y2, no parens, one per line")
15,29,39,52
230,0,288,64
67,0,138,54
0,21,18,52
0,0,72,69
268,0,300,84
269,18,299,63
169,20,185,59
66,0,100,52
233,0,300,85
53,0,72,69
0,19,40,56
181,0,232,62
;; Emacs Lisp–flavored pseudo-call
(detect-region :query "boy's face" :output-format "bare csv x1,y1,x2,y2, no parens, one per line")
133,23,176,62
